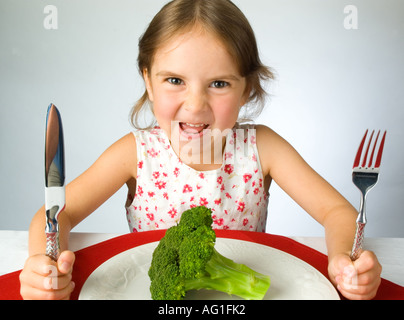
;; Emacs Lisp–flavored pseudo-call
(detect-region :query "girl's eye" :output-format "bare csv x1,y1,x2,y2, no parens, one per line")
210,81,229,88
167,77,183,85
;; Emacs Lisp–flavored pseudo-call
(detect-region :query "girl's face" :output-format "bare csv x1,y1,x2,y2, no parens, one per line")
143,28,250,164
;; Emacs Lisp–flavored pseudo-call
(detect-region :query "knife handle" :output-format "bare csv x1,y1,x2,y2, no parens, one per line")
46,232,59,261
45,186,64,261
45,186,65,231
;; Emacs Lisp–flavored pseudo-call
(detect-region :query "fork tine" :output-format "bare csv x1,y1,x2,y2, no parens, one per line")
375,131,387,168
361,130,374,168
368,130,380,168
353,129,368,168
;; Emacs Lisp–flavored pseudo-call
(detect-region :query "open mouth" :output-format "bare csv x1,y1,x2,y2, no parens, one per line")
179,122,210,139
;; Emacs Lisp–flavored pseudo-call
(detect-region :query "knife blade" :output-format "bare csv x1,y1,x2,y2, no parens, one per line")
44,103,65,261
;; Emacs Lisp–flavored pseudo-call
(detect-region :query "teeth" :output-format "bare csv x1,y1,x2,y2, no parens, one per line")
185,123,206,127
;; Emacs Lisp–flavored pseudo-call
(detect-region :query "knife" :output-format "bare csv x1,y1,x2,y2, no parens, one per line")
44,104,65,261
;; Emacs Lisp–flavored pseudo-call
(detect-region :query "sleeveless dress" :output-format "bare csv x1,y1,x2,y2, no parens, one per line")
125,124,269,232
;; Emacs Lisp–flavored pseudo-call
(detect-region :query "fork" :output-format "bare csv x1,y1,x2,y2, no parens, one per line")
350,129,387,261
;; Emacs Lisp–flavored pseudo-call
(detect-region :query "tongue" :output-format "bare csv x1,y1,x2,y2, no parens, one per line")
180,123,206,134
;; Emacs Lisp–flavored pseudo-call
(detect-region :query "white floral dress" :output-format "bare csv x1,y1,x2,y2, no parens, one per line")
125,124,269,232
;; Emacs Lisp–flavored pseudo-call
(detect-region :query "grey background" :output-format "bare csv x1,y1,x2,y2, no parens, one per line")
1,0,403,236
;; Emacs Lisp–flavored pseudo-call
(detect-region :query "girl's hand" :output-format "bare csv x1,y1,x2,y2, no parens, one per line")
19,250,75,300
328,251,382,300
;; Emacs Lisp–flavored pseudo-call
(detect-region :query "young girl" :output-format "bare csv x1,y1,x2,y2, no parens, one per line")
20,0,381,300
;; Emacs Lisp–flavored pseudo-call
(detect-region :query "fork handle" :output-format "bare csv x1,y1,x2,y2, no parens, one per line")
350,222,365,261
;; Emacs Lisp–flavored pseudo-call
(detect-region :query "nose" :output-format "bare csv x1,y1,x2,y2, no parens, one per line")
184,86,208,113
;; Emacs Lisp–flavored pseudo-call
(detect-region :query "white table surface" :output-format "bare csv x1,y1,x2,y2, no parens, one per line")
0,230,403,287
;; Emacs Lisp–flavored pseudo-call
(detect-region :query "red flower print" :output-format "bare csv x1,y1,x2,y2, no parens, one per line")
190,203,197,208
138,161,143,169
250,134,256,145
199,197,208,206
146,213,154,221
155,180,166,189
183,184,193,193
214,198,221,205
224,152,233,160
237,201,246,212
152,171,160,179
243,173,252,183
199,172,205,179
224,164,234,174
147,148,159,158
137,186,143,197
217,176,223,184
243,218,249,226
173,167,180,177
214,218,224,226
163,192,169,200
168,208,177,218
253,188,259,195
148,191,155,198
225,192,232,199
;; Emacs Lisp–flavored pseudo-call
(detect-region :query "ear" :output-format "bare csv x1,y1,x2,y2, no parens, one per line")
143,68,154,102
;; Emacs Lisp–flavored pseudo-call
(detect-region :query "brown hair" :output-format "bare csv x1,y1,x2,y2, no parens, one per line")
130,0,274,129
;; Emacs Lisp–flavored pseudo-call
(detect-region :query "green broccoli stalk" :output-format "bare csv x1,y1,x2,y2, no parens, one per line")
148,206,270,300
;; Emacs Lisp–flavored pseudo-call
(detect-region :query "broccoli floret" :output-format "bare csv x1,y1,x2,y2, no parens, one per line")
148,206,271,300
150,262,185,300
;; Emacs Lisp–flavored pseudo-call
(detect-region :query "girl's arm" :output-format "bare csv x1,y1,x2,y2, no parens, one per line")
29,132,138,255
20,133,137,299
256,125,381,299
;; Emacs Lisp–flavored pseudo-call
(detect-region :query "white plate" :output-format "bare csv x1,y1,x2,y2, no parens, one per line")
79,238,339,300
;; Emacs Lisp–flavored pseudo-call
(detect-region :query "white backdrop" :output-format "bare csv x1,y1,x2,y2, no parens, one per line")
1,0,403,237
